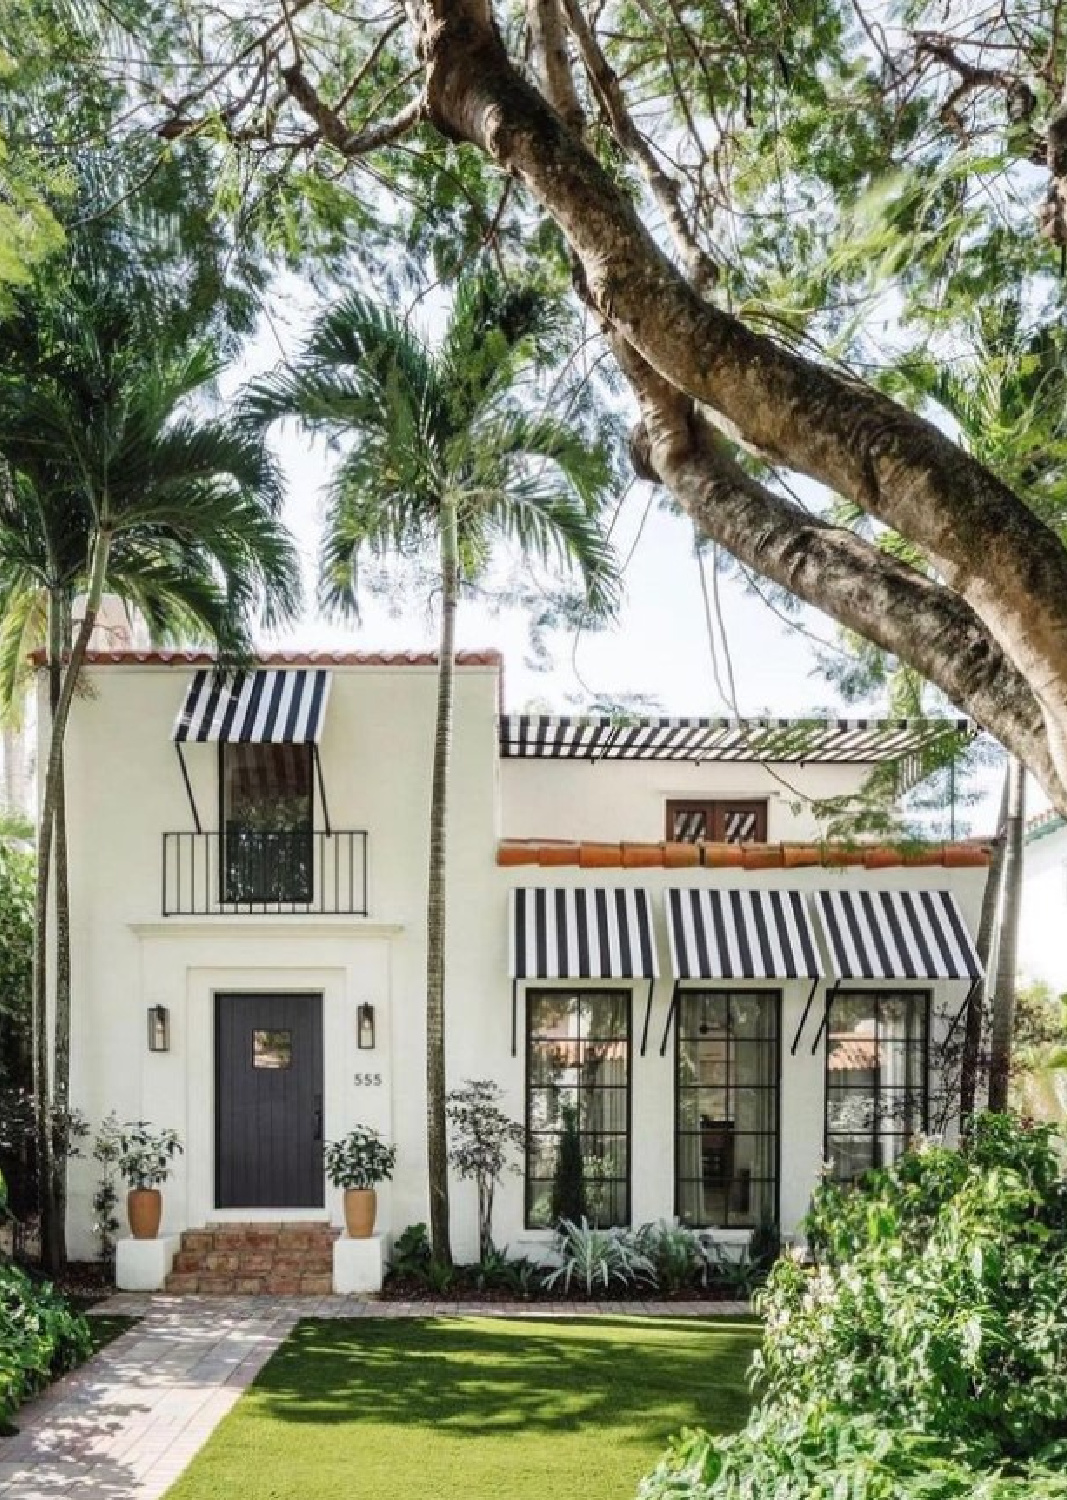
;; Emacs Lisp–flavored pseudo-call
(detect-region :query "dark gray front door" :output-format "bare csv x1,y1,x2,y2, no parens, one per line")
214,993,324,1209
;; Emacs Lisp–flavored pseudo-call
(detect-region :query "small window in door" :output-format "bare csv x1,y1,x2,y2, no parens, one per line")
252,1029,293,1069
222,744,314,903
666,799,767,844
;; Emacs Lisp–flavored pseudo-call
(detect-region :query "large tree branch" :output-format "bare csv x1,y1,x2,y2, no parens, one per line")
416,0,1067,788
618,346,1065,806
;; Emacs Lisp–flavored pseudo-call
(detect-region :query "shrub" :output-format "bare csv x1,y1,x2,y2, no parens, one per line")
390,1222,432,1280
446,1080,524,1261
116,1121,183,1190
549,1104,587,1225
544,1217,655,1296
636,1220,707,1294
0,1263,91,1426
637,1114,1067,1499
324,1126,396,1190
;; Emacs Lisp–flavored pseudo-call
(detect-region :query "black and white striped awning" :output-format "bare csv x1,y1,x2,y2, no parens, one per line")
509,888,659,980
815,890,982,981
499,714,975,764
172,669,332,744
665,889,824,980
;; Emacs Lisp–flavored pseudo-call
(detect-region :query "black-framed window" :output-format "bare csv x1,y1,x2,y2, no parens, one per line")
675,990,779,1229
220,744,314,904
666,799,768,844
525,988,631,1228
824,990,929,1181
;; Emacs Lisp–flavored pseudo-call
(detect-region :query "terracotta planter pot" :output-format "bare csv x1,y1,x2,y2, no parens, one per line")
344,1187,377,1239
127,1188,162,1240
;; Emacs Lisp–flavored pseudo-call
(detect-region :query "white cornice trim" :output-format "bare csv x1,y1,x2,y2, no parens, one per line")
128,918,405,939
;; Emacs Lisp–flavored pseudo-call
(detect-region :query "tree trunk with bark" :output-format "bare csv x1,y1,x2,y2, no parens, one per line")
34,534,111,1271
425,498,458,1264
988,758,1025,1112
961,771,1011,1126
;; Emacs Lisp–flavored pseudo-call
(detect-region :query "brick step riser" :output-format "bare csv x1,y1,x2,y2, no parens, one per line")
164,1273,334,1296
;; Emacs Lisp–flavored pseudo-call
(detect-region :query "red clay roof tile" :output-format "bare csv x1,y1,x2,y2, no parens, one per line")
496,839,991,870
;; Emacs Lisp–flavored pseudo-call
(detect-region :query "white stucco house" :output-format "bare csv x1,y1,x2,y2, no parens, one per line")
48,649,991,1290
1019,810,1067,995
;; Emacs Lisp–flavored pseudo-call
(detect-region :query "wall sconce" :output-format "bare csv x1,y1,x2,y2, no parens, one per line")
357,1002,376,1050
147,1005,170,1053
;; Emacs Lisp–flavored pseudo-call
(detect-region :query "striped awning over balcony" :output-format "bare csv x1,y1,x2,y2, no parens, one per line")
509,887,659,980
172,669,332,744
665,888,824,981
814,889,983,981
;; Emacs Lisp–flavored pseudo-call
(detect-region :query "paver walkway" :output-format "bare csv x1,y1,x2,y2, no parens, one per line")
0,1294,753,1500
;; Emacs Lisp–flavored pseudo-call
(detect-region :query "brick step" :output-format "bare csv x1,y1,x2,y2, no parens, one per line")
166,1223,341,1296
164,1271,334,1296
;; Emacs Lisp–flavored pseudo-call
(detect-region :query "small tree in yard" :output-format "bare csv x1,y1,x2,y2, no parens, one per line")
446,1080,524,1263
550,1103,587,1228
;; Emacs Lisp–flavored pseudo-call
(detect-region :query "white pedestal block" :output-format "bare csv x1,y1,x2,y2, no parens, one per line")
333,1233,389,1295
115,1235,182,1291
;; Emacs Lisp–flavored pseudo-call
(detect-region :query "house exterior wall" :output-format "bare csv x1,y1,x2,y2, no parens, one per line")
49,659,988,1265
1019,820,1067,993
500,758,873,844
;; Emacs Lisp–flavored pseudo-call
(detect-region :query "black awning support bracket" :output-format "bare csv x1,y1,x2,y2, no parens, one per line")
659,982,681,1057
314,745,332,836
174,743,202,834
639,980,656,1057
511,980,520,1058
790,977,821,1056
811,982,841,1056
940,977,982,1058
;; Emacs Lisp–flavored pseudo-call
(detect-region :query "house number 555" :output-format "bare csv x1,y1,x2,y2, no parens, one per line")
353,1072,383,1086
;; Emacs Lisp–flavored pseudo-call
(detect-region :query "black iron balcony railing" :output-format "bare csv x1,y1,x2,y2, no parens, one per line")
162,830,369,916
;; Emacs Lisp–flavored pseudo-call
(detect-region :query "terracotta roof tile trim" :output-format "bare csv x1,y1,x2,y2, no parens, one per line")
31,648,503,667
497,839,991,870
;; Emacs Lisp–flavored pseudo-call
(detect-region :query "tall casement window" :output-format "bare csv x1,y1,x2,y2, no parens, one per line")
825,991,929,1181
525,989,631,1228
666,799,768,844
675,991,779,1228
221,744,314,904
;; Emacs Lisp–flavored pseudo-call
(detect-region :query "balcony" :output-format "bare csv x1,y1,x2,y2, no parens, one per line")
162,830,368,916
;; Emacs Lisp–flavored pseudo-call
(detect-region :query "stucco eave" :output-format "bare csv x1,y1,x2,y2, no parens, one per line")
128,918,405,940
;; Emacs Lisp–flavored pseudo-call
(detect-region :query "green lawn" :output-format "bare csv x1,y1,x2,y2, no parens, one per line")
163,1315,760,1500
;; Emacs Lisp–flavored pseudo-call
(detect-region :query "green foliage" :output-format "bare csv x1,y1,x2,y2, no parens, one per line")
446,1079,525,1261
91,1114,122,1265
549,1102,587,1226
635,1221,708,1294
543,1218,655,1296
390,1222,432,1279
115,1122,183,1191
0,1263,90,1425
323,1126,396,1190
638,1116,1067,1500
0,841,32,1093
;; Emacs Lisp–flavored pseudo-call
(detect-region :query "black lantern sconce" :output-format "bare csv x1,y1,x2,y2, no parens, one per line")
147,1005,171,1053
357,1002,376,1050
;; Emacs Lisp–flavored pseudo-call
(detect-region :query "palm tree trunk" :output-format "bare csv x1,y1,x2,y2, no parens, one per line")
988,757,1025,1112
35,533,112,1271
961,770,1011,1126
426,498,457,1265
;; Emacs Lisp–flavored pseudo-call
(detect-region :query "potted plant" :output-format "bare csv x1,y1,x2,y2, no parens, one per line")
325,1125,397,1238
116,1121,183,1240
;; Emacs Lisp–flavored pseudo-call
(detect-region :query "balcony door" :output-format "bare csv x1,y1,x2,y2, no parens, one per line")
214,992,324,1209
220,743,314,904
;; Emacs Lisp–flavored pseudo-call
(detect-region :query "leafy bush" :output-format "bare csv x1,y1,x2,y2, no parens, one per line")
638,1115,1067,1499
116,1121,183,1190
324,1125,396,1190
446,1080,524,1261
0,1263,91,1425
544,1217,655,1296
390,1222,432,1279
549,1104,587,1225
636,1220,707,1294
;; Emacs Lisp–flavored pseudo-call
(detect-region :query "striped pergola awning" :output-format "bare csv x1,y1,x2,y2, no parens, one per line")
665,888,824,980
499,714,974,764
509,888,659,980
172,669,332,744
815,890,982,981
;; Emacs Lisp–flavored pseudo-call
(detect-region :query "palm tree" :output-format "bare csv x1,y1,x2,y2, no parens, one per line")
247,272,617,1261
0,311,301,1269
